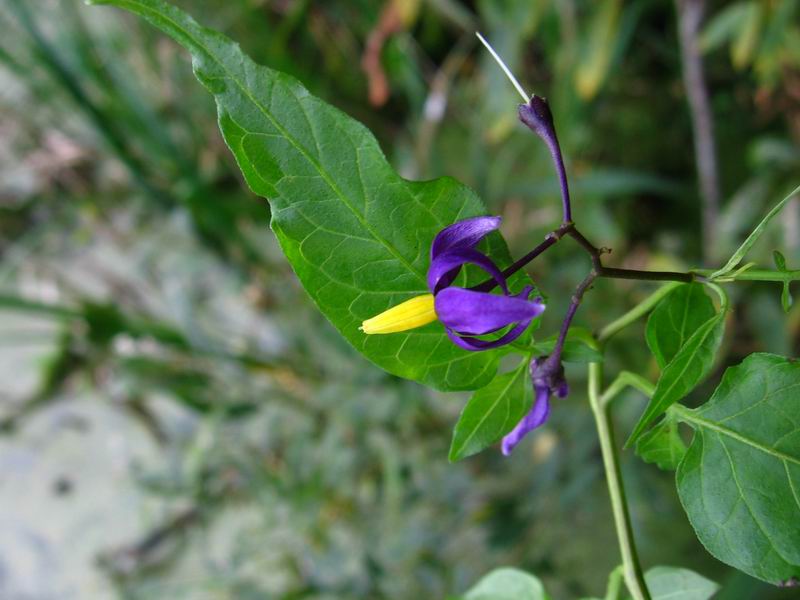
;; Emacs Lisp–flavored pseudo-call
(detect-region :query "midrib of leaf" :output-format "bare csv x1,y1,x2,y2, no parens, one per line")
114,0,427,283
456,360,527,455
676,286,692,348
658,318,716,397
673,404,800,466
630,314,721,444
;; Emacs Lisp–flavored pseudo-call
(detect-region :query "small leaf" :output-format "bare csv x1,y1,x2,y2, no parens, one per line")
449,360,531,461
635,418,687,471
464,568,549,600
628,307,725,446
644,566,719,600
710,184,800,280
91,0,535,392
645,283,716,370
773,250,793,313
675,353,800,585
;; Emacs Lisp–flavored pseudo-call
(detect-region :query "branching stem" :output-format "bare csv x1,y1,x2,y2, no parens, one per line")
589,359,652,600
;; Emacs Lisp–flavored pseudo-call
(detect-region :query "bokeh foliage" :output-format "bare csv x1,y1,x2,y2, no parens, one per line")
1,0,799,598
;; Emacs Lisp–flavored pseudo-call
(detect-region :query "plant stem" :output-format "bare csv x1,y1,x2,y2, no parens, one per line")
693,267,800,282
588,360,651,600
549,269,597,364
598,267,693,283
600,371,655,409
598,282,681,342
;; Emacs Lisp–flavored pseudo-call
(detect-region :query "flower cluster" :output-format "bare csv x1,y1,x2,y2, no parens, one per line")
362,215,567,454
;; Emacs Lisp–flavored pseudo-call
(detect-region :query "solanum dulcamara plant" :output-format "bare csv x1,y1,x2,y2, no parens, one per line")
91,1,800,598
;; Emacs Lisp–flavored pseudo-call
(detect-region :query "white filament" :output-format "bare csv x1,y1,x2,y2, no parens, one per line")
475,32,529,102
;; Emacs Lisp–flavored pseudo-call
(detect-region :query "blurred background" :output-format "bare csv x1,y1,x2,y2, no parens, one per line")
1,0,799,598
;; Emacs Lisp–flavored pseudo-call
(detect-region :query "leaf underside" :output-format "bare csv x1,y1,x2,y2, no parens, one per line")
676,353,800,585
92,0,536,392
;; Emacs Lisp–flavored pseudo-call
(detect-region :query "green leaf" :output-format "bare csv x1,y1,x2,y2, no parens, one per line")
449,359,531,461
730,2,762,70
644,566,719,600
710,184,800,280
627,302,726,446
645,283,716,370
674,353,800,585
90,0,534,391
464,568,549,600
635,418,687,471
773,250,793,313
700,2,751,53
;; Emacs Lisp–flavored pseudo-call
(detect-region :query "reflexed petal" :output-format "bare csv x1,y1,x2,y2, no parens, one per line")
444,317,531,351
431,215,501,259
427,247,508,294
501,385,551,456
434,286,544,335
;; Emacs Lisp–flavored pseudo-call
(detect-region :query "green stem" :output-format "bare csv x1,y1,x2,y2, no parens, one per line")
600,371,655,409
693,267,800,282
588,361,651,600
598,282,681,342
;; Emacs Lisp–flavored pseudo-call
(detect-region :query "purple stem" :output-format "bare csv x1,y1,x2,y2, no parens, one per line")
470,235,557,293
549,269,597,365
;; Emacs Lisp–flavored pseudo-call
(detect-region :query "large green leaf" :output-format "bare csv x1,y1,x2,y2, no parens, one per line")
627,302,725,446
674,354,800,585
463,568,549,600
91,0,533,391
644,566,719,600
645,283,716,370
449,358,532,461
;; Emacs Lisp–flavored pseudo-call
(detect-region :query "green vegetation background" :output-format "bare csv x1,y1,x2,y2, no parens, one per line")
0,0,798,598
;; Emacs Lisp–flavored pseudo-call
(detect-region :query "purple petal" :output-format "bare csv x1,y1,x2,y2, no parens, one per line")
501,385,551,456
427,247,508,295
444,318,531,351
434,286,544,335
431,216,501,259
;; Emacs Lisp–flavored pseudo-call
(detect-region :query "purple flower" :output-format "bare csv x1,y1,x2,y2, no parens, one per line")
428,216,545,351
361,216,545,349
501,355,568,455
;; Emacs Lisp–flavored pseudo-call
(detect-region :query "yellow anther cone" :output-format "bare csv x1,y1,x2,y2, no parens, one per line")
360,294,437,334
